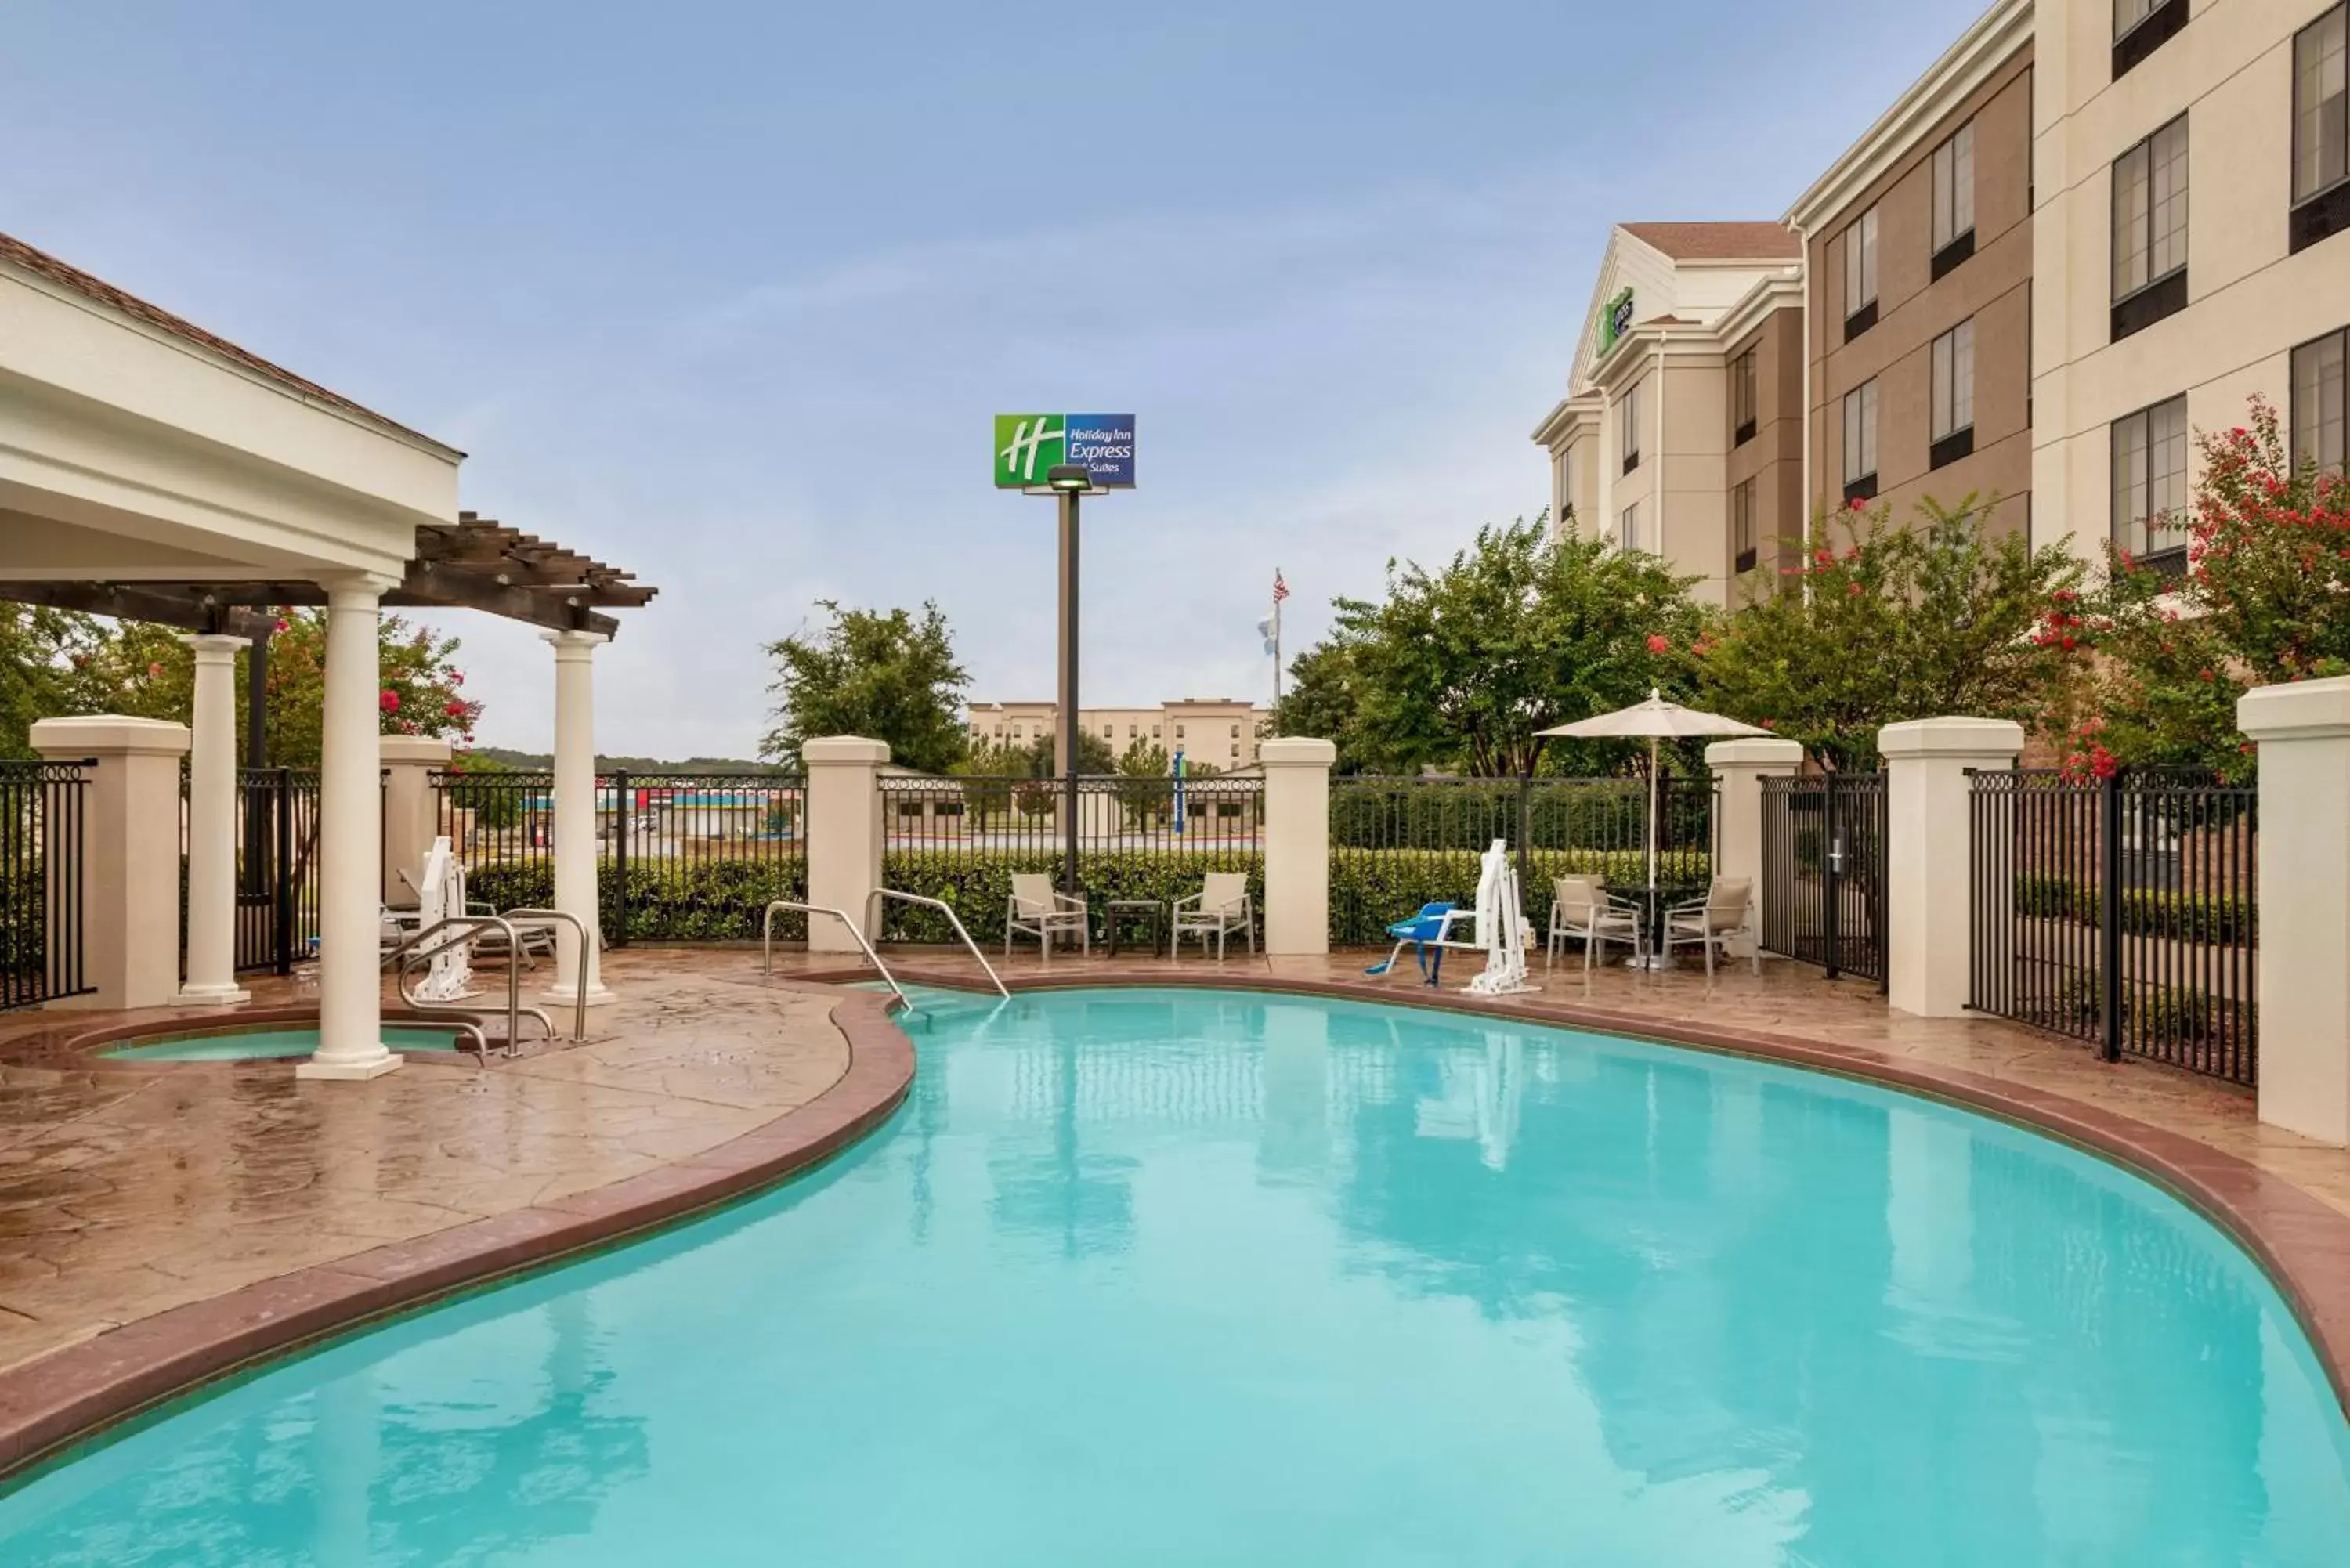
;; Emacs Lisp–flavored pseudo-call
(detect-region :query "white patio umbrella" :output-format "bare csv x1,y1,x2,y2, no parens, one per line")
1535,689,1770,891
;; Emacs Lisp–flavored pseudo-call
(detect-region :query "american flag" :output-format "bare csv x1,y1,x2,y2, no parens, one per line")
1272,569,1289,604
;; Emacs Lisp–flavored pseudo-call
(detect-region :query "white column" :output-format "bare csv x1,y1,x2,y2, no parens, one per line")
2239,677,2350,1143
1260,737,1335,957
1703,736,1803,959
803,736,888,953
301,576,400,1081
543,630,616,1006
1878,717,2023,1019
178,632,251,1004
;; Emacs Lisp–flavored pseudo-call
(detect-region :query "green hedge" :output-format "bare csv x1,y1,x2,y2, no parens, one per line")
1329,779,1686,854
1330,847,1709,947
880,850,1263,945
466,856,811,943
2016,875,2254,945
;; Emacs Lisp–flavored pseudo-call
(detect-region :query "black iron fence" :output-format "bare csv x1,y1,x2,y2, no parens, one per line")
233,768,323,974
431,769,808,942
876,771,1263,942
1327,775,1714,947
1,759,93,1010
1968,768,2257,1086
1759,771,1889,988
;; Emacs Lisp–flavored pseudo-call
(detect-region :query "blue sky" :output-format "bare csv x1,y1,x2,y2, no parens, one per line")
3,0,1991,758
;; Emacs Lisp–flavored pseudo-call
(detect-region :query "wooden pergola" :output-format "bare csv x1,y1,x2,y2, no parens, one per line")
0,511,656,639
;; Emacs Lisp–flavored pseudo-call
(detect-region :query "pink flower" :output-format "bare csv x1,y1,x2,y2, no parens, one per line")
444,699,468,717
1645,634,1670,654
273,619,290,633
146,661,164,678
379,689,401,714
449,671,464,686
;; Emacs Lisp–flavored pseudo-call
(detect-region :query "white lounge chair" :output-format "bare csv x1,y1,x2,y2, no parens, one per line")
1662,876,1758,977
1172,872,1256,959
1007,873,1088,959
1546,874,1644,973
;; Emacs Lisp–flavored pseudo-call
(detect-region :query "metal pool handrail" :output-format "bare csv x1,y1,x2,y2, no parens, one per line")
494,908,594,1044
383,915,544,1057
761,901,912,1013
866,888,1008,997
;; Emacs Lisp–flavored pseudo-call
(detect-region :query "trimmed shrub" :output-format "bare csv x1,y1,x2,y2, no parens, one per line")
881,851,1264,945
1329,847,1708,947
465,856,810,944
2012,876,2254,945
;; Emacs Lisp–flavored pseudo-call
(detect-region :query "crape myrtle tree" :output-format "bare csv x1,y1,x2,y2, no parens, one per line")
1304,512,1706,777
24,608,481,766
2070,399,2350,778
1694,496,2087,771
761,599,970,775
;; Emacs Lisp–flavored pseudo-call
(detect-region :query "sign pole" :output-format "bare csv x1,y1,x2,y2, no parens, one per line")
1058,486,1081,900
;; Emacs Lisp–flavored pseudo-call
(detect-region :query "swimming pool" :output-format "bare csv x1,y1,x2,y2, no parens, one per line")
4,986,2346,1564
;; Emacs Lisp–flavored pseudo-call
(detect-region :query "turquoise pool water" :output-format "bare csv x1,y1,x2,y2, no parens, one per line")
99,1026,464,1061
8,987,2348,1564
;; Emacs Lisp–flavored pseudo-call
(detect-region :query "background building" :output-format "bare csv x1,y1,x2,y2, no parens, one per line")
965,699,1273,768
2031,0,2350,568
1786,0,2036,539
1531,222,1804,605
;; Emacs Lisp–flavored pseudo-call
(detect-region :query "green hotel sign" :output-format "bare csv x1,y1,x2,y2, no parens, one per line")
1598,287,1636,356
994,413,1137,489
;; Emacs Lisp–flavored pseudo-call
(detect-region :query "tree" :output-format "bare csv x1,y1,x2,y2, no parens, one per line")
1325,514,1707,776
34,608,479,766
1114,736,1170,826
951,740,1025,828
761,600,969,774
1020,726,1115,776
1272,641,1367,762
2077,399,2350,776
0,605,109,758
1696,496,2085,769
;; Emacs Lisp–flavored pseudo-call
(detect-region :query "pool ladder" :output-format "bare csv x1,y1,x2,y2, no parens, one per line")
382,908,592,1058
760,901,919,1012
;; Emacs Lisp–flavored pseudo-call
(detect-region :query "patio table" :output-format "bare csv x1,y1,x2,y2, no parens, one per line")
1103,899,1166,958
1612,882,1707,970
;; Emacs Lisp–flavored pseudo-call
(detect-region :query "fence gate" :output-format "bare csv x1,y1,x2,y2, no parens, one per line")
2,759,94,1010
234,768,323,975
1760,771,1888,988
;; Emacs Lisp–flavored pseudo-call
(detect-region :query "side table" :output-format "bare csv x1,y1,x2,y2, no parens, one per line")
1104,899,1165,958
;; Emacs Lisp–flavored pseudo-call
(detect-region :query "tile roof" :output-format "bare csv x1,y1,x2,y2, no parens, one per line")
1620,222,1802,261
0,229,451,451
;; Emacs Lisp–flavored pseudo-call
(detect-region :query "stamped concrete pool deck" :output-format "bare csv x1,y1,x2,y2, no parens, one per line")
2,943,2349,1472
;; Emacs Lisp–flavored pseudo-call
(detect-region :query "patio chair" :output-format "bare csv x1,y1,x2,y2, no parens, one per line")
1662,876,1758,977
1007,873,1088,960
1171,872,1256,959
1546,874,1643,974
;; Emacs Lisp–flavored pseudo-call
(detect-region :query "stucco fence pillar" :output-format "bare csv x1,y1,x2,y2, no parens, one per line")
1703,737,1804,959
380,736,453,909
30,716,190,1011
1260,738,1334,957
1879,717,2023,1019
2239,676,2350,1144
804,737,888,953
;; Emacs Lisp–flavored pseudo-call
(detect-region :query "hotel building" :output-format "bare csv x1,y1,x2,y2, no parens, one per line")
1535,0,2350,581
964,699,1272,769
1531,223,1806,605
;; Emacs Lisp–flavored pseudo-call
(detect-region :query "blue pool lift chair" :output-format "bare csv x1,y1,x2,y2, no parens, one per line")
1366,902,1470,986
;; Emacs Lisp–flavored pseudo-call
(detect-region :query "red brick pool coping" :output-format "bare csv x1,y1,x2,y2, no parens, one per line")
0,987,912,1481
819,963,2350,1420
5,966,2346,1483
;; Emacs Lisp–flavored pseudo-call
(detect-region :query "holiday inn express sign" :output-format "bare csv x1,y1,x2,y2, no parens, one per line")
994,414,1137,488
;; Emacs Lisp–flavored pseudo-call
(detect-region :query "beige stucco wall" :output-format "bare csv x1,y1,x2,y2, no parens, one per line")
2031,0,2350,565
1724,307,1808,591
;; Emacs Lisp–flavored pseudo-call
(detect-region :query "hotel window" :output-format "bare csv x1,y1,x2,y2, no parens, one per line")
1842,206,1879,339
1620,379,1643,474
1554,447,1574,521
1931,122,1976,276
2113,0,2189,78
1732,478,1758,573
1230,724,1240,737
2111,395,2190,563
2112,115,2189,340
1842,379,1879,503
2295,5,2350,252
1175,725,1185,739
1731,349,1758,445
1620,502,1640,552
2294,327,2349,471
1930,320,1976,467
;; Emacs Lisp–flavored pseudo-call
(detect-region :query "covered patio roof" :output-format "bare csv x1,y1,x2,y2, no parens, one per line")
0,510,657,639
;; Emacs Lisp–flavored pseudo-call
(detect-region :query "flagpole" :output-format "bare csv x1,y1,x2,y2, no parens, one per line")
1272,569,1283,710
